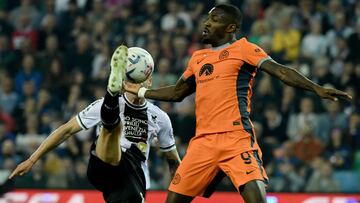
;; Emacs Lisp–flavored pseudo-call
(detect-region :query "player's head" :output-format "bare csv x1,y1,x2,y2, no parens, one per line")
201,4,242,46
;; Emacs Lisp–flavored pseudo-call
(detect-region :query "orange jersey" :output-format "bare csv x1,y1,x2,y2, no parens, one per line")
183,38,271,136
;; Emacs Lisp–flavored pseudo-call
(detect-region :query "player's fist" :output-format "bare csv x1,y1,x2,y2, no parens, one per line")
8,159,35,179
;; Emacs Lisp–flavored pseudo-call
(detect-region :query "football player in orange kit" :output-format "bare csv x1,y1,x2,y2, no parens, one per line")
124,3,352,203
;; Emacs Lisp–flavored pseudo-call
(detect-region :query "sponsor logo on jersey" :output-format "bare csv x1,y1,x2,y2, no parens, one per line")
199,63,214,77
219,50,229,60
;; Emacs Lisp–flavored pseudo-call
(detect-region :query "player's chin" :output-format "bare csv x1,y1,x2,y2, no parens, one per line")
201,37,212,45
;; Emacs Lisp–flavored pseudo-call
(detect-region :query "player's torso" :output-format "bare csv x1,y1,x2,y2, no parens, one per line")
114,97,163,189
190,40,257,135
117,97,160,156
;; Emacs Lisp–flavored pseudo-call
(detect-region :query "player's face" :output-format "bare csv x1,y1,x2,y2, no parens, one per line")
201,8,232,45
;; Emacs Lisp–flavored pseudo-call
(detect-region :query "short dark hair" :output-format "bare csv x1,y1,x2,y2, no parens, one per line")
214,3,242,30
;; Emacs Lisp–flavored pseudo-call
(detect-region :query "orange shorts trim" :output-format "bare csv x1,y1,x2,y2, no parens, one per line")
168,130,268,197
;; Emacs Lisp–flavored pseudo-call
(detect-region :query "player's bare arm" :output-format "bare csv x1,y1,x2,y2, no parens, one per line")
9,117,82,179
124,75,196,102
163,149,181,179
260,60,352,101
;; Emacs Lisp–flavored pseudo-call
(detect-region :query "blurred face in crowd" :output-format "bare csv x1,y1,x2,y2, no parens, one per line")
167,0,179,14
264,106,278,122
22,81,35,97
325,101,340,115
173,36,187,55
310,19,322,35
300,97,313,114
1,77,13,93
201,8,237,46
22,54,35,73
158,58,171,74
42,14,56,30
76,34,90,53
46,35,58,52
2,139,15,156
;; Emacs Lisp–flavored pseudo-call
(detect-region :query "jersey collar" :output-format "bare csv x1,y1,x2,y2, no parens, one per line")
211,39,236,51
123,94,147,110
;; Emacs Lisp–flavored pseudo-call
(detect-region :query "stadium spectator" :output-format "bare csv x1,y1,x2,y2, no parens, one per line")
287,97,320,141
305,160,340,192
293,123,324,163
65,33,93,73
271,10,301,63
37,15,59,51
9,0,40,30
0,76,18,115
15,54,42,95
318,100,347,143
325,128,352,169
161,0,193,34
152,57,177,89
0,139,20,168
311,57,334,86
301,19,328,61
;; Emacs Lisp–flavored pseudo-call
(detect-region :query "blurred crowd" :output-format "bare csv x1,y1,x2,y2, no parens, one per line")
0,0,359,194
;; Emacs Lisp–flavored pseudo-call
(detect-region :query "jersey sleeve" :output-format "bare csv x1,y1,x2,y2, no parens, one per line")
241,39,272,68
76,98,103,130
181,55,195,80
156,111,176,152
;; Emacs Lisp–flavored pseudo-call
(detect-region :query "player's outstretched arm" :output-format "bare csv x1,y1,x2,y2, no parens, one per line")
260,60,352,101
163,149,181,179
124,76,196,102
9,117,82,179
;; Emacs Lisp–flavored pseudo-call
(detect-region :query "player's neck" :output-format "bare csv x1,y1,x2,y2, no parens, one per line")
124,92,146,105
211,35,236,47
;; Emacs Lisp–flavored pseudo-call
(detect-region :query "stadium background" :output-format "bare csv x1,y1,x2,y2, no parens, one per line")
0,0,359,202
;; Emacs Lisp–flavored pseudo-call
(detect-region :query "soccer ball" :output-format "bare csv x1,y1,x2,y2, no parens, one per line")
125,47,154,83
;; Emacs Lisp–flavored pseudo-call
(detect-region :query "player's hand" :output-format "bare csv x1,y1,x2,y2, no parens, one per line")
123,81,141,95
315,86,352,101
8,159,35,179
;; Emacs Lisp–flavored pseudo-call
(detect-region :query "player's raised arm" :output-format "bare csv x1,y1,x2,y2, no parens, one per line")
9,117,82,179
124,75,196,102
260,60,352,101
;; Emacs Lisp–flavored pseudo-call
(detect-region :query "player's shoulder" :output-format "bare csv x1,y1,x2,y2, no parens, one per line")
233,37,255,47
231,38,264,55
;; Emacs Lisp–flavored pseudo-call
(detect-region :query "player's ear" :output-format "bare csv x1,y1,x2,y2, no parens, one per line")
226,24,236,33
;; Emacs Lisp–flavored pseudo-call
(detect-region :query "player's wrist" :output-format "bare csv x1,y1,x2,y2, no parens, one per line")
138,87,148,98
28,157,36,165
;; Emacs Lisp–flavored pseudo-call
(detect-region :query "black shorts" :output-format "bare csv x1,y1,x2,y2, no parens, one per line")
87,144,146,203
